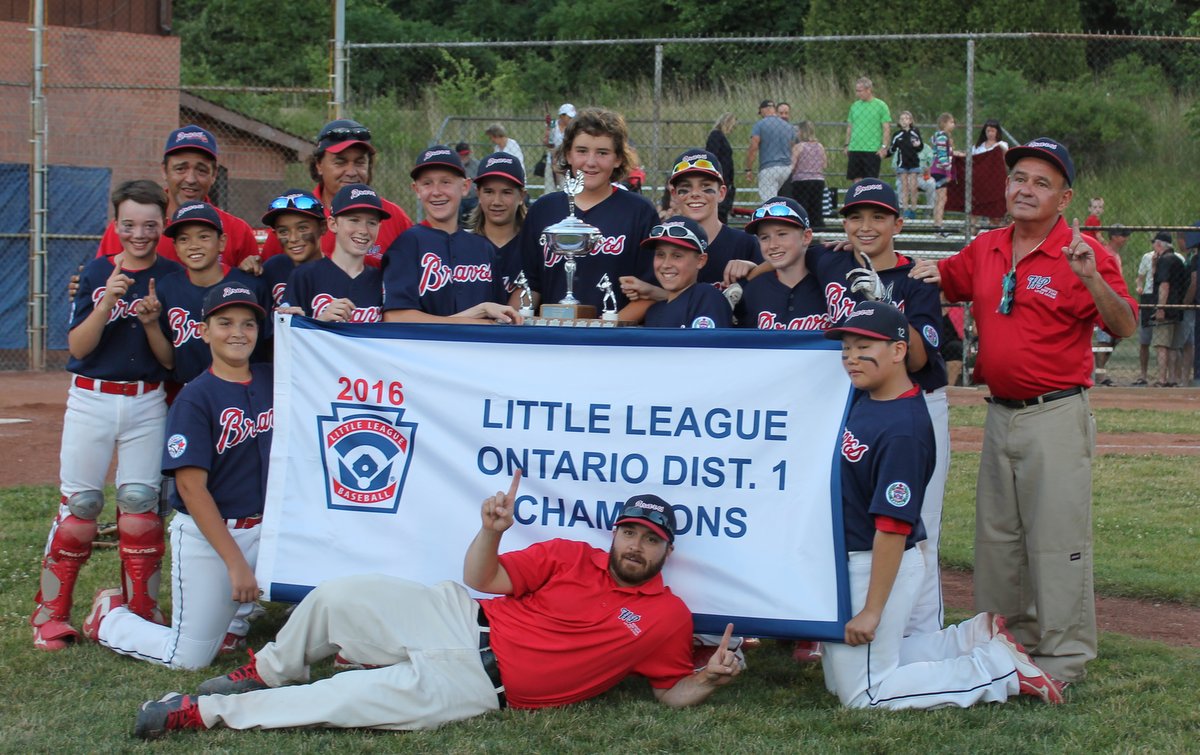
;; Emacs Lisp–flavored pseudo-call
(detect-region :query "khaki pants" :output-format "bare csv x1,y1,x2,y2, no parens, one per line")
974,391,1097,682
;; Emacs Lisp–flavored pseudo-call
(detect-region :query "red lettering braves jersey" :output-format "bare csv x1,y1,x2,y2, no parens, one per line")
285,257,383,323
96,205,264,267
735,271,827,330
67,256,182,381
644,284,732,328
938,217,1137,399
808,248,948,391
162,363,273,519
700,225,762,288
381,225,507,316
518,189,658,310
840,388,933,552
154,268,272,383
259,184,414,268
261,254,299,310
481,538,693,709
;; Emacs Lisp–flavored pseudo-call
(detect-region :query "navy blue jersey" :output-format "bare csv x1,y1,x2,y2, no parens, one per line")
735,272,828,330
156,268,271,383
66,255,182,381
644,284,732,328
381,224,507,316
518,189,658,310
261,254,301,310
494,234,522,296
163,363,274,519
808,248,948,391
700,225,762,288
840,388,933,552
285,257,383,323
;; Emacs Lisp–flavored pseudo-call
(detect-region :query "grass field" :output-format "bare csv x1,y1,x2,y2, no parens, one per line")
1,410,1198,750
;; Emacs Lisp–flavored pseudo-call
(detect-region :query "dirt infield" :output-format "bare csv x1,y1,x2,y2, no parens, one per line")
3,372,1198,645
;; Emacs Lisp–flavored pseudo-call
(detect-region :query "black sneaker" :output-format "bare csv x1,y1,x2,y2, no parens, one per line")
198,649,268,695
134,693,205,739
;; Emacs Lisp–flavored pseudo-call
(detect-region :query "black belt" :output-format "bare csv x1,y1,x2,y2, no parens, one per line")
985,386,1083,410
477,605,506,709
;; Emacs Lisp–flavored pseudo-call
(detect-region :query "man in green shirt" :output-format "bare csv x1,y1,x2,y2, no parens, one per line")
845,77,892,182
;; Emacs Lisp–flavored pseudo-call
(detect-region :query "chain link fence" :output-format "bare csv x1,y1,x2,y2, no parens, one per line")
6,25,1200,386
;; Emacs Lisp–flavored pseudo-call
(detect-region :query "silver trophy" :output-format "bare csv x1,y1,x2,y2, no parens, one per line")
513,270,534,318
597,274,619,321
538,170,602,317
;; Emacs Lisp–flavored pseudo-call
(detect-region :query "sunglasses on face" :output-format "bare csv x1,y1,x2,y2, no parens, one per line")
672,158,718,174
269,195,324,212
752,203,809,227
649,223,707,251
998,270,1016,315
319,127,372,143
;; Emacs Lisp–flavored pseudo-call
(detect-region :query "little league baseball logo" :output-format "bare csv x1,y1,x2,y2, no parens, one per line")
885,481,912,507
316,404,417,513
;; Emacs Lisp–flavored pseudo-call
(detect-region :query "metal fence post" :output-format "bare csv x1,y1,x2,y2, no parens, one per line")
28,0,47,371
964,38,974,235
653,43,663,182
332,0,346,118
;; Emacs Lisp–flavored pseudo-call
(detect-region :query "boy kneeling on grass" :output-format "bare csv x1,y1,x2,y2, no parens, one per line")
820,301,1065,709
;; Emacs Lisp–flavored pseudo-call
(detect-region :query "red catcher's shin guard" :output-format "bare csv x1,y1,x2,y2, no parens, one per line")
118,511,166,623
32,510,98,644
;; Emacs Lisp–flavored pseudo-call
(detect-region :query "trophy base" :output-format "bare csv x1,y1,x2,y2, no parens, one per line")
539,303,597,319
528,316,633,328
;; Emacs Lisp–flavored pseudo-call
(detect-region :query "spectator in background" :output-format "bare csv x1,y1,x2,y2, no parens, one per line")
1181,241,1197,386
930,113,963,236
544,103,575,192
745,100,797,201
777,102,792,122
1187,223,1200,385
457,142,480,224
1133,234,1167,385
889,111,924,220
706,113,738,223
844,77,891,182
1093,225,1131,385
1082,197,1104,241
486,123,524,166
971,119,1009,156
1150,231,1188,386
787,120,828,229
970,118,1010,227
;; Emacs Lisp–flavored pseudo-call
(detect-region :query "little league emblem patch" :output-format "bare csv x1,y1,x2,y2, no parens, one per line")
885,481,912,508
316,404,417,513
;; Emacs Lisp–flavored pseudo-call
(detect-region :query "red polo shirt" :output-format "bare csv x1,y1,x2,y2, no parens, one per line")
259,184,414,268
96,204,263,267
938,216,1137,400
481,538,694,709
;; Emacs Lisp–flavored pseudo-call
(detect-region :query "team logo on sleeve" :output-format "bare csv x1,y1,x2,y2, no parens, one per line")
690,316,716,329
317,404,417,513
167,434,187,459
922,323,939,348
885,482,912,507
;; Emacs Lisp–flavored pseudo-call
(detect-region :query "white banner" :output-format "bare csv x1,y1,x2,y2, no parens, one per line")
259,317,854,639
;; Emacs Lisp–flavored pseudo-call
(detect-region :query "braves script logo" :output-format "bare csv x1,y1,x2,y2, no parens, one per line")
216,407,274,453
350,188,378,201
484,155,514,168
176,203,207,217
311,294,382,323
541,235,628,266
418,252,493,295
423,148,452,160
317,404,417,513
176,130,209,144
823,282,857,324
92,287,145,324
853,182,884,196
166,307,203,347
756,311,830,330
618,607,643,637
271,282,287,308
841,429,869,462
1025,274,1058,300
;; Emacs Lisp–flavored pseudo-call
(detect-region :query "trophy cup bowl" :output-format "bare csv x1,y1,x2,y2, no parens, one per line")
539,215,601,317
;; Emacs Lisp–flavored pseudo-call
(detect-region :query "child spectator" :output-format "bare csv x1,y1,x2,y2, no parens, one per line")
821,301,1064,709
930,113,963,236
285,184,386,323
86,285,274,670
735,198,827,330
381,147,519,324
888,111,923,220
642,216,731,328
32,180,181,650
788,121,829,229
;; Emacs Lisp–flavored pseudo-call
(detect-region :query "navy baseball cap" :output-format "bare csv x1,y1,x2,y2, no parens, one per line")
745,196,811,234
202,283,266,320
262,189,325,226
164,125,217,160
1153,231,1173,245
474,151,526,187
317,119,375,155
455,141,471,156
841,179,900,216
330,183,391,219
614,494,677,543
825,301,910,343
411,145,466,180
163,202,223,237
1005,137,1075,187
669,149,724,185
641,215,709,253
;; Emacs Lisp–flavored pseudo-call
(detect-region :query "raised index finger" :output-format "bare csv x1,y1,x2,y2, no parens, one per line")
1071,217,1083,244
506,467,523,500
147,278,157,296
716,622,734,654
